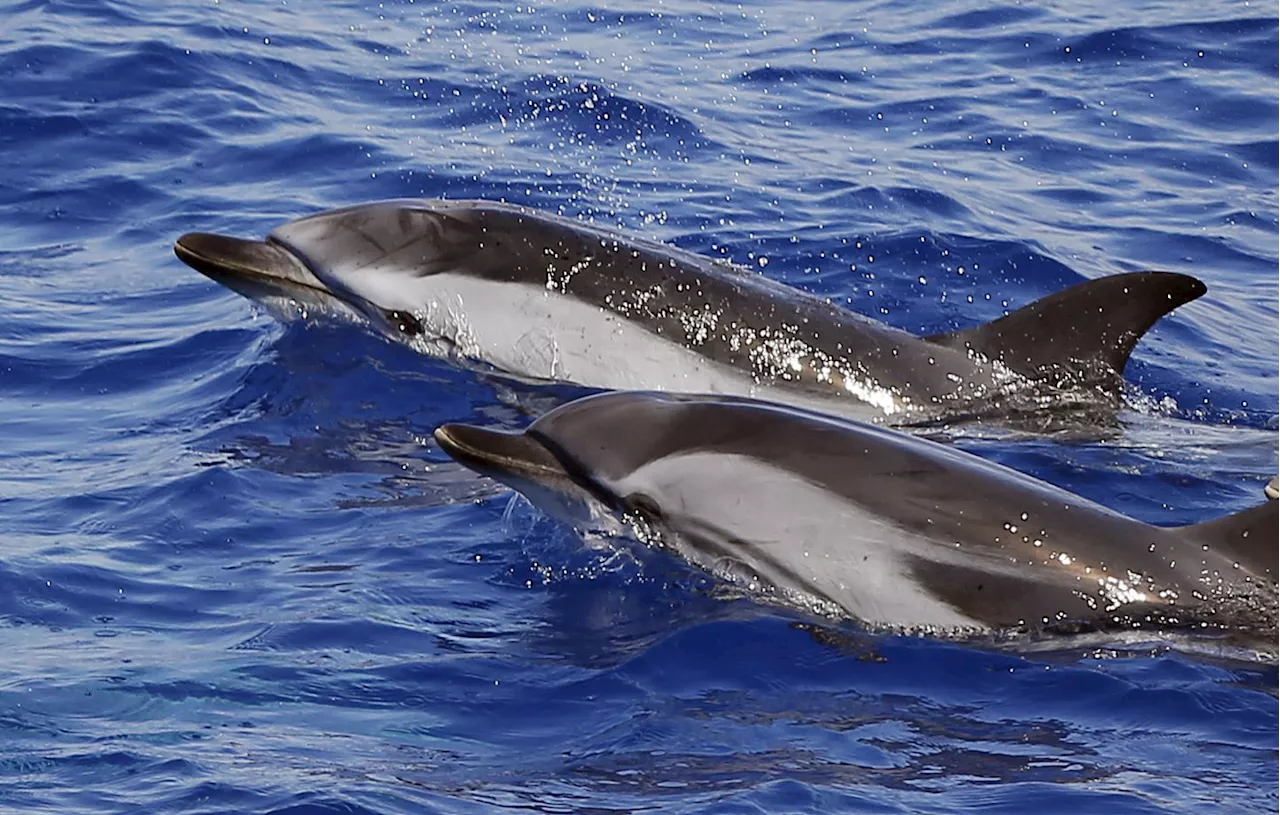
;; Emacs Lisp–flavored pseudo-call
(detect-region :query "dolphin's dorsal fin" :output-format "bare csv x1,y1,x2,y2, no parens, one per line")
924,271,1206,380
1182,500,1278,582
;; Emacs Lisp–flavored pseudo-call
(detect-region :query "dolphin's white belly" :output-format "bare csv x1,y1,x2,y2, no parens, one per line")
408,274,891,422
614,451,985,632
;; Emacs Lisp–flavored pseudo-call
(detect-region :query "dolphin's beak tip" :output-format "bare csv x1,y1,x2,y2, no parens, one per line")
433,425,457,448
173,232,226,265
173,232,198,257
433,423,495,459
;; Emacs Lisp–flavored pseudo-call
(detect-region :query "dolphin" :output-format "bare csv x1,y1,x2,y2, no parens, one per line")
433,391,1277,646
174,199,1205,428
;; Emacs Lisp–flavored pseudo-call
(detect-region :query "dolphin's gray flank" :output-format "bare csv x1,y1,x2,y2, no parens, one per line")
175,200,1205,427
435,391,1277,644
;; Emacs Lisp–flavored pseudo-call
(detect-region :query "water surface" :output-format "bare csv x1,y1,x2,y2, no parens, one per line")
0,1,1276,813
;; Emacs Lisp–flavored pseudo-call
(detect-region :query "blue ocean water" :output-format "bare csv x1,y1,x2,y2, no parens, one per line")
1,0,1277,812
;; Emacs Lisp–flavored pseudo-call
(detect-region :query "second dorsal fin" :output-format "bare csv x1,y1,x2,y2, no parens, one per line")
925,271,1206,381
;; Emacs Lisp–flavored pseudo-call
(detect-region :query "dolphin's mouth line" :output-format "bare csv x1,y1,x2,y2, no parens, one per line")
523,427,635,514
256,235,427,336
262,235,324,286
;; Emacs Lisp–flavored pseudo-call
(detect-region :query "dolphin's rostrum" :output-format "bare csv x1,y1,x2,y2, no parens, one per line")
175,199,1206,428
435,391,1277,647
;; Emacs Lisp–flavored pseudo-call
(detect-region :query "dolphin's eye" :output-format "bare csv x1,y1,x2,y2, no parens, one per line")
627,493,663,521
386,309,424,336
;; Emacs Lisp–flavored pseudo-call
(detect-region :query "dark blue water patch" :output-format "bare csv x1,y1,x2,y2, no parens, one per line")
811,232,1088,333
0,105,92,152
1058,17,1278,74
926,128,1115,176
1160,89,1278,139
194,134,380,192
380,72,718,160
739,64,868,87
145,781,285,815
0,325,255,401
1096,225,1272,272
258,800,390,815
0,557,242,630
554,6,733,35
26,40,191,107
1229,139,1280,173
1,183,184,250
765,182,976,233
933,5,1048,31
186,52,367,121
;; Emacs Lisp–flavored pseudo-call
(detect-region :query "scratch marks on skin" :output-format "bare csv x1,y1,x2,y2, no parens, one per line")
511,323,563,380
405,286,479,362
